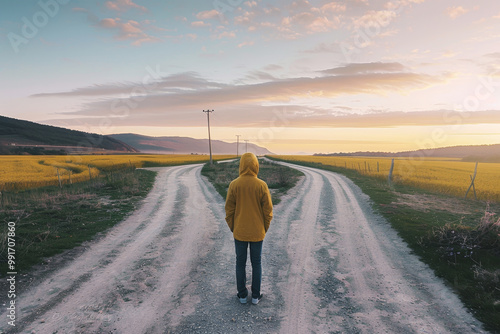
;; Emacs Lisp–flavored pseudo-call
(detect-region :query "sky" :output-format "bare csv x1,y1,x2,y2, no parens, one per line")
1,0,499,154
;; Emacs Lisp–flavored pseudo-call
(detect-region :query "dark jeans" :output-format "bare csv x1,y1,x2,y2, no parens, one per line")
234,239,263,299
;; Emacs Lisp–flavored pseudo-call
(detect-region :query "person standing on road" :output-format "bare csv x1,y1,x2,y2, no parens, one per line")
225,152,273,305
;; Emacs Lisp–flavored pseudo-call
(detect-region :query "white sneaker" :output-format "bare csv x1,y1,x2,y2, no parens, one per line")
251,294,263,305
238,294,247,304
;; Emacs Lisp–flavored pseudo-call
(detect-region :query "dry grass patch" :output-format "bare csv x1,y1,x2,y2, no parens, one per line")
393,192,476,215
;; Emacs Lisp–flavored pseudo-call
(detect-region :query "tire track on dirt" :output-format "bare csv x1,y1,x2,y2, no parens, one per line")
322,171,485,333
273,161,485,333
0,164,208,333
110,165,222,333
269,166,324,334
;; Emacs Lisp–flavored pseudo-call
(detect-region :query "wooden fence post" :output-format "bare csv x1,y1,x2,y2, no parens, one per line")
377,161,379,173
465,162,478,200
388,159,395,184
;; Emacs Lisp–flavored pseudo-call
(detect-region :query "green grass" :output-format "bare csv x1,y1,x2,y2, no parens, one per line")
267,156,500,333
201,158,304,205
0,167,157,276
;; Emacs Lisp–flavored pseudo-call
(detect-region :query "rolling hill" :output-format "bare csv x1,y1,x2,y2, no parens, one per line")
315,144,500,162
110,133,274,155
0,115,274,155
0,115,138,154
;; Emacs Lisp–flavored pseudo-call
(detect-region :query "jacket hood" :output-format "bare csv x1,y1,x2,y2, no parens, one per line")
239,152,259,177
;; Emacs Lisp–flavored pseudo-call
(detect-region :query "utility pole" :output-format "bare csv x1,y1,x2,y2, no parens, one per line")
245,140,249,153
236,134,241,157
202,109,214,164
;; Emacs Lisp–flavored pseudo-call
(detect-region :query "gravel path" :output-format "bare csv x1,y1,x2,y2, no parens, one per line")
0,162,486,333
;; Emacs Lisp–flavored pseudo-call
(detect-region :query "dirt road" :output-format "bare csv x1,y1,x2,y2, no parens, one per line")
1,162,486,333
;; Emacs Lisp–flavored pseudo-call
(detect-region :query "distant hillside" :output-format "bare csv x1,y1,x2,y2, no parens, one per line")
0,115,138,154
111,133,274,155
315,144,500,162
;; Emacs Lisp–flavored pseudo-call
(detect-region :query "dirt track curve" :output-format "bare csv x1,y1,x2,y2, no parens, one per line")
0,162,486,333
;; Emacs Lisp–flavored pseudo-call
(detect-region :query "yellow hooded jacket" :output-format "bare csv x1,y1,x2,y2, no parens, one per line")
225,153,273,242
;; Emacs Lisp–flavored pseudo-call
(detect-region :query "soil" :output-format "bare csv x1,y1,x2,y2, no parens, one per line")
0,162,486,333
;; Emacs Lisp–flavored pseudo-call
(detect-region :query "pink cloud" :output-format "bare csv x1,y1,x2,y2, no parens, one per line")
196,9,221,20
36,63,451,114
97,18,158,45
105,0,147,12
100,18,119,28
238,41,255,48
446,6,469,19
191,21,211,28
244,1,257,8
320,2,347,13
233,1,345,38
352,10,397,29
307,16,341,32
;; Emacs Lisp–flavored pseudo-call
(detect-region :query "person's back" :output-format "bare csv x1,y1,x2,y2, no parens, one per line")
225,153,273,304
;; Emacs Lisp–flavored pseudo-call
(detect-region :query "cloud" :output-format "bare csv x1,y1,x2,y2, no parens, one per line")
35,63,442,99
303,42,339,53
479,53,500,77
105,0,147,12
233,0,344,38
319,2,347,14
301,14,341,32
238,70,278,82
321,62,407,75
45,108,500,129
484,52,500,59
196,10,221,20
263,64,284,71
32,72,227,98
435,50,459,59
286,110,500,128
284,2,344,33
97,18,158,45
184,33,197,40
244,1,258,8
218,31,236,39
238,41,254,48
34,63,453,129
191,21,211,28
352,10,397,29
385,0,426,9
446,6,468,19
234,10,258,26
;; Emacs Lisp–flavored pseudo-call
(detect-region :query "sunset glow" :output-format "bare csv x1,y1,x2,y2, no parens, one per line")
1,0,499,154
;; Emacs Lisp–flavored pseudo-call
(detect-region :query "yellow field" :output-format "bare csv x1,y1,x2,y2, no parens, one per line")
273,155,500,202
0,155,234,191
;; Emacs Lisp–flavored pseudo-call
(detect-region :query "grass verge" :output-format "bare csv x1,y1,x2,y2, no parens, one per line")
0,167,157,276
267,156,500,333
201,158,304,205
